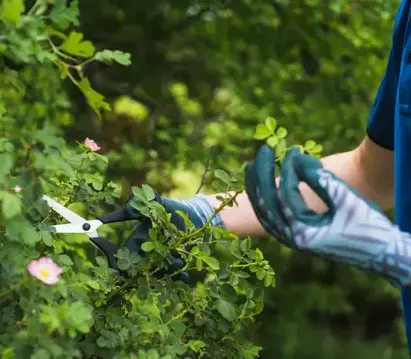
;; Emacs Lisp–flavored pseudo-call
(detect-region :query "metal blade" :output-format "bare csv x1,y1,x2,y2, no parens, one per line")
53,219,103,236
42,194,86,224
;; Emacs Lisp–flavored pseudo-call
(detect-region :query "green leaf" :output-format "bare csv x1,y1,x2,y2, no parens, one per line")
94,50,132,66
264,273,274,287
96,336,107,348
146,349,160,359
253,123,272,140
266,135,278,147
256,269,265,280
58,254,73,266
236,270,250,278
6,217,40,245
67,301,93,333
141,241,155,252
276,127,288,139
77,78,111,117
50,0,79,29
240,238,252,252
1,192,21,218
61,31,95,57
0,153,13,175
230,273,239,286
255,248,264,260
310,144,323,154
214,169,231,184
196,257,203,271
220,283,237,302
96,256,108,268
304,140,316,150
265,116,277,132
117,258,130,270
83,173,104,191
201,256,220,270
132,186,148,203
189,340,206,353
97,153,108,163
87,280,100,289
0,0,24,24
40,231,53,246
170,319,186,334
88,152,97,161
216,298,236,322
142,184,156,201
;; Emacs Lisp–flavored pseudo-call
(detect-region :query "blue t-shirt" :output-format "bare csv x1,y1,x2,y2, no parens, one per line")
367,0,411,352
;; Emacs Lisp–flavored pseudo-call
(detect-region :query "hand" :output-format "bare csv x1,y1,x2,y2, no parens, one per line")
120,190,224,282
245,145,411,287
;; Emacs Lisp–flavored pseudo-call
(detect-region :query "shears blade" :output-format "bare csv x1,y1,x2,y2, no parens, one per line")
52,220,103,237
42,194,86,224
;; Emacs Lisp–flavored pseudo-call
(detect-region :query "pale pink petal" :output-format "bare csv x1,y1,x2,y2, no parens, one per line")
50,262,63,276
38,257,49,265
27,260,38,276
27,257,62,285
42,276,60,285
84,137,101,152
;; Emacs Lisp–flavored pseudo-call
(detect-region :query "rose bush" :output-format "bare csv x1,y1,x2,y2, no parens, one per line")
0,1,278,358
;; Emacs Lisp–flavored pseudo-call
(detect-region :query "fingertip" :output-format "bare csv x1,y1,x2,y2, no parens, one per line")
256,144,275,164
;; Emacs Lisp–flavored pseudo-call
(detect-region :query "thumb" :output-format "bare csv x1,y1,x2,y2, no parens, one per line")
244,145,290,241
280,147,336,225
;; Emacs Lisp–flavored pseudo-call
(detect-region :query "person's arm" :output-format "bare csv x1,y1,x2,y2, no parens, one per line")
205,136,394,238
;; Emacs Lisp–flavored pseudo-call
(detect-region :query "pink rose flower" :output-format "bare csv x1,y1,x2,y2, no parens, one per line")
27,257,63,285
84,138,101,152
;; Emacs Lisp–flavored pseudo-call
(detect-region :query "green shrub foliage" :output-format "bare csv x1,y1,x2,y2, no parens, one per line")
0,1,277,358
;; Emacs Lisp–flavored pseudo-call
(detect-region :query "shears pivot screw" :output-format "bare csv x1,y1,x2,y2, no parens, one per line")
82,223,91,231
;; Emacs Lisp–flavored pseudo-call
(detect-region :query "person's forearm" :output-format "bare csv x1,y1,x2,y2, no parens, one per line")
205,139,394,238
205,151,356,237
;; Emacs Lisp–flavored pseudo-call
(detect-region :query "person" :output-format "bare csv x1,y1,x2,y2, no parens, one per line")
124,0,411,354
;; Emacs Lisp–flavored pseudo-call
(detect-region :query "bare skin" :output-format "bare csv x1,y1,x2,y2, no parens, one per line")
205,136,394,238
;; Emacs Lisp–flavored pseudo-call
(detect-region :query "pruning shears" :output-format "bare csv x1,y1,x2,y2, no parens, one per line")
42,194,148,270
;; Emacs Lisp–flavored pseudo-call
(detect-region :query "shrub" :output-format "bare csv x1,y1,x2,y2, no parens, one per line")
0,1,275,358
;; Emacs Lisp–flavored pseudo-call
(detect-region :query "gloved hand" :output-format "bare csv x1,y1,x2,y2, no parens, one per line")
121,191,224,282
245,145,411,287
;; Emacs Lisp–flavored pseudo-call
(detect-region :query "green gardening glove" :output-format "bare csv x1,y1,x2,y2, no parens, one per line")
245,145,411,287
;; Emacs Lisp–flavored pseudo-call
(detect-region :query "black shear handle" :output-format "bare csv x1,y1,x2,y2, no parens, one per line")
92,207,150,271
90,236,120,269
97,207,132,224
90,227,149,271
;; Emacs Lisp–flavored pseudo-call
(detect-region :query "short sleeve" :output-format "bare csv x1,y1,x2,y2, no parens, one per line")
366,0,409,150
366,50,398,150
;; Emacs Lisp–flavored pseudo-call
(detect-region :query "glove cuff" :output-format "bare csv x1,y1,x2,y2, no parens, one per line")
184,194,225,228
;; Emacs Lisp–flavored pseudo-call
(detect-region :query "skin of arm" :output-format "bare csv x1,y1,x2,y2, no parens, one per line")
204,136,394,238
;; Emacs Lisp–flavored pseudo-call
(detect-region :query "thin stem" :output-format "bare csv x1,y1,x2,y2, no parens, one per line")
195,147,214,194
104,273,141,305
178,190,242,242
27,0,42,16
47,38,78,63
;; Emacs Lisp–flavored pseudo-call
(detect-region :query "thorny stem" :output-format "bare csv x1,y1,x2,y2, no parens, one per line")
176,190,242,244
195,147,214,195
105,266,162,305
105,275,138,305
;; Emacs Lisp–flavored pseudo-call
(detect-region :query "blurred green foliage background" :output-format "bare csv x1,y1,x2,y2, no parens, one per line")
5,0,408,357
